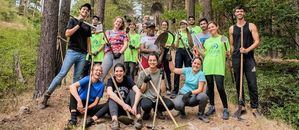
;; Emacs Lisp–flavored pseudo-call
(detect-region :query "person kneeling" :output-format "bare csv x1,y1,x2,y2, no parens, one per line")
107,63,143,130
170,57,209,123
137,53,174,120
67,64,109,128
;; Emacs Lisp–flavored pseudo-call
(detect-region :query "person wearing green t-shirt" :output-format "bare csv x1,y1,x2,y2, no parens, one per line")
124,22,140,81
172,20,194,99
83,16,105,77
203,21,230,120
156,20,175,95
188,16,202,35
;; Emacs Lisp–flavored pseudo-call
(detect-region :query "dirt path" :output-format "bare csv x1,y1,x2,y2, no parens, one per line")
0,70,294,130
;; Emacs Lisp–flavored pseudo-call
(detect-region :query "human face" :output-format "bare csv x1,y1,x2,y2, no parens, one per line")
192,58,202,72
92,17,99,25
114,18,123,30
114,66,125,81
79,7,90,18
188,18,195,25
208,23,218,35
180,23,188,30
92,65,102,80
161,22,168,31
148,55,158,69
199,20,208,31
147,27,155,36
129,23,136,31
235,9,245,20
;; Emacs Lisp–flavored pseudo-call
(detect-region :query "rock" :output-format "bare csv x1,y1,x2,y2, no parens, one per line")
19,106,30,115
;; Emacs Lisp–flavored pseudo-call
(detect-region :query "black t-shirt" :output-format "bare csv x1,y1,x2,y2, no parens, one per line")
66,18,92,53
107,76,135,99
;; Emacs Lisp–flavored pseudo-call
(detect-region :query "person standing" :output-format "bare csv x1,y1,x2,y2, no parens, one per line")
40,3,92,109
188,16,202,35
229,5,260,116
171,20,193,99
101,16,128,81
193,18,211,58
124,22,140,81
203,21,230,120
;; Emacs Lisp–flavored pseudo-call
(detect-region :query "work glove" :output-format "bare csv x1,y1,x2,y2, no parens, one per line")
129,45,135,49
92,51,99,56
182,91,192,104
113,53,122,59
143,75,152,83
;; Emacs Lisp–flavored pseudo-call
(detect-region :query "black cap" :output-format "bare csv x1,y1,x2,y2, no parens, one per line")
92,16,100,20
80,3,91,11
146,22,155,28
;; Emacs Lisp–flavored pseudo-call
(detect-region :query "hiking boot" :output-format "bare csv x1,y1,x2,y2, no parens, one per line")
205,105,215,116
157,111,165,120
222,108,229,120
170,91,177,99
252,109,262,117
134,118,143,130
65,119,77,129
85,117,95,128
142,113,150,120
40,92,50,109
179,111,187,119
166,90,171,96
198,112,209,123
111,120,119,130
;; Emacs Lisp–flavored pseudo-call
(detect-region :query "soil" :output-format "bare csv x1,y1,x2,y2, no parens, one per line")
0,64,294,130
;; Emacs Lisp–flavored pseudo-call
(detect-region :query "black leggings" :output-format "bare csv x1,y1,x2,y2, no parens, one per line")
206,75,228,108
140,97,174,113
125,62,136,81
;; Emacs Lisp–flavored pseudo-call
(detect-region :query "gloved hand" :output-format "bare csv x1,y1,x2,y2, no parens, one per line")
113,53,122,59
182,91,192,103
129,45,135,49
143,75,152,83
106,42,111,47
92,51,99,56
77,19,84,26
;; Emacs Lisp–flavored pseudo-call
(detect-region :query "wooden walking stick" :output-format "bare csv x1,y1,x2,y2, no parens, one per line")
221,35,235,84
109,73,134,125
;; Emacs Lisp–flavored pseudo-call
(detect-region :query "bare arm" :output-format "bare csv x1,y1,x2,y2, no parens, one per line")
69,82,82,104
140,43,152,53
247,23,260,51
132,85,142,108
87,97,100,109
169,60,183,74
65,25,80,37
87,37,91,54
229,26,234,55
191,81,205,94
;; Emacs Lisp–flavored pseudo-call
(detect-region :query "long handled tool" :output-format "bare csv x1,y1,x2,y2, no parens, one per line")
233,27,245,120
109,73,134,125
82,57,94,129
177,32,193,60
221,35,235,84
136,57,190,130
70,15,97,28
146,71,163,129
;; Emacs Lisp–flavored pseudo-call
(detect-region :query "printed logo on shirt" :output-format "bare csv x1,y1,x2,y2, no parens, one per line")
115,86,129,99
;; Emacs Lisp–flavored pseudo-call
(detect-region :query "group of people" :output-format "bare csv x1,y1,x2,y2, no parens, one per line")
39,3,261,130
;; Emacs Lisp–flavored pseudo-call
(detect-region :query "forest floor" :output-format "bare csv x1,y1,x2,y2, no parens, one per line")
0,67,294,130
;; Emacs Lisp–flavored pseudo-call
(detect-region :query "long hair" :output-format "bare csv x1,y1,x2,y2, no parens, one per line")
114,16,125,30
208,21,221,34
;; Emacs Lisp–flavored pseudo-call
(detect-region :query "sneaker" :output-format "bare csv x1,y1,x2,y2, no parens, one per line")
222,108,229,120
170,92,177,99
205,106,215,116
252,109,262,117
134,118,143,130
85,117,95,128
166,90,171,96
65,119,77,129
39,93,50,109
198,113,209,123
157,111,165,120
142,113,150,120
111,120,119,130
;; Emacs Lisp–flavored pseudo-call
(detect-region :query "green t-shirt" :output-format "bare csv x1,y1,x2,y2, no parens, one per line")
124,33,140,62
86,33,105,62
175,32,190,48
188,26,202,35
203,35,230,76
165,32,175,48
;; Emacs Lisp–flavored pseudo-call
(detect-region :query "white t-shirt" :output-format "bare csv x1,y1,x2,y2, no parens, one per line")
140,35,159,57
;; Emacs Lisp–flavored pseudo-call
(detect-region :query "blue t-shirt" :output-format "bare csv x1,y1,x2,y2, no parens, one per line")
78,76,105,103
192,32,211,48
179,67,206,94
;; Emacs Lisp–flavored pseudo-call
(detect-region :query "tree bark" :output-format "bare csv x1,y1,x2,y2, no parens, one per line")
200,0,212,20
97,0,106,24
188,0,195,17
56,0,71,75
185,0,189,15
90,0,95,17
34,0,60,98
168,0,173,10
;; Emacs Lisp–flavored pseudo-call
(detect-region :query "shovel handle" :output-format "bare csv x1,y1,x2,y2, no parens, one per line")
239,27,244,100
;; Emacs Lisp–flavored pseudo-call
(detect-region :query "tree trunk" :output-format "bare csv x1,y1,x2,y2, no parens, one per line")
168,0,173,10
185,0,189,15
200,0,212,20
90,0,95,17
295,0,299,50
56,0,71,75
34,0,60,98
97,0,106,24
188,0,195,17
